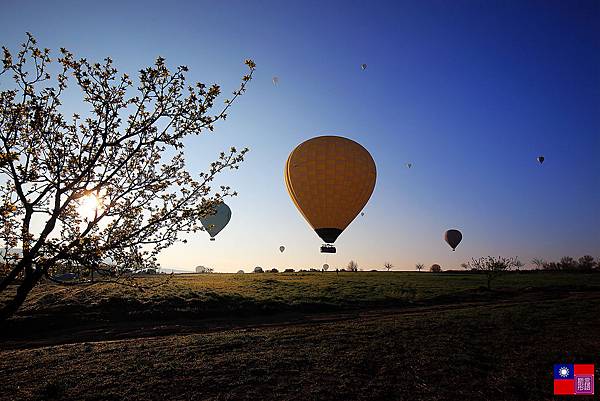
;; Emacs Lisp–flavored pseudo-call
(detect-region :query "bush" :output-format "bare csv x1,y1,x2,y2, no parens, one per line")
577,255,596,271
463,256,518,289
559,256,576,271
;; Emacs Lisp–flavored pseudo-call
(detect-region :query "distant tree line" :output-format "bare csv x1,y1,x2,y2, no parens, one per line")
241,255,599,275
531,256,598,272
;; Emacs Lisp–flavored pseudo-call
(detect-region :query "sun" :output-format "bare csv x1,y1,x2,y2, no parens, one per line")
77,193,102,220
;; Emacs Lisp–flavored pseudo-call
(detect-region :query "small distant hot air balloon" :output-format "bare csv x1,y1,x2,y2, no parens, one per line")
361,212,365,217
285,136,377,251
323,264,329,271
537,156,544,164
361,63,367,71
272,76,279,86
444,229,462,251
200,202,231,241
406,163,412,169
279,246,285,253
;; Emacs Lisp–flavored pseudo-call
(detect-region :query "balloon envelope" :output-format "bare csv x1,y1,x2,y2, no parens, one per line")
323,264,329,271
272,76,279,85
537,156,544,164
406,163,412,168
200,202,231,240
444,229,462,251
279,246,285,253
361,63,367,70
285,136,376,244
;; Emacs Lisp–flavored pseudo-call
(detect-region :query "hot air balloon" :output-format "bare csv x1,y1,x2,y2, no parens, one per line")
406,163,412,169
537,156,544,164
361,63,367,71
200,202,231,241
444,229,462,251
279,246,285,253
285,136,376,252
361,212,365,217
272,76,279,86
323,264,329,271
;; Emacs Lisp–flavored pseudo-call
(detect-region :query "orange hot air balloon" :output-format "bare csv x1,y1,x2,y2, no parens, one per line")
285,135,376,244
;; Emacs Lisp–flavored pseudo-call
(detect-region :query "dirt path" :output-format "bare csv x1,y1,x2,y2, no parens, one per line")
3,289,597,351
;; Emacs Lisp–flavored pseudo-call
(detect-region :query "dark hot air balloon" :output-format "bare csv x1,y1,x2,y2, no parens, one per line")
200,202,231,241
444,229,462,251
537,156,544,164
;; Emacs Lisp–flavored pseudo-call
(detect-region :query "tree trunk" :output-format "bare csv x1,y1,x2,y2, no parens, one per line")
0,266,43,323
0,264,24,293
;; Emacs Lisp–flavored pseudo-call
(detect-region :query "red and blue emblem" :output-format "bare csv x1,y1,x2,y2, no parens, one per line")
554,364,594,395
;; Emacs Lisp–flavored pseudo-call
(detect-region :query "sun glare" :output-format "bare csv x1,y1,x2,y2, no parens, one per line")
77,193,102,220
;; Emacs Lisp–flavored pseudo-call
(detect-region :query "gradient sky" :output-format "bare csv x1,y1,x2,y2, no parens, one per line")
1,0,599,272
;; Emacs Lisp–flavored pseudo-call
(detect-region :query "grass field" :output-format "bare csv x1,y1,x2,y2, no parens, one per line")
7,271,600,322
1,272,599,400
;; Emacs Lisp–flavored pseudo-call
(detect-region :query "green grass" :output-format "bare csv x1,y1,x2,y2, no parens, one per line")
2,272,599,400
1,288,599,401
1,271,598,342
7,271,600,322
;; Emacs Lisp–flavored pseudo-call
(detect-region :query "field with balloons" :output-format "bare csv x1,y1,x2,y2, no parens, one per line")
0,1,598,399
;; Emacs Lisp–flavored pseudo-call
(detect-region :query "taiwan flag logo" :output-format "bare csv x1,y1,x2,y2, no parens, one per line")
554,364,595,395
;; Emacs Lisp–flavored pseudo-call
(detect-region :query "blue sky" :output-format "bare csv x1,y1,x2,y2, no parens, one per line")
1,0,598,271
